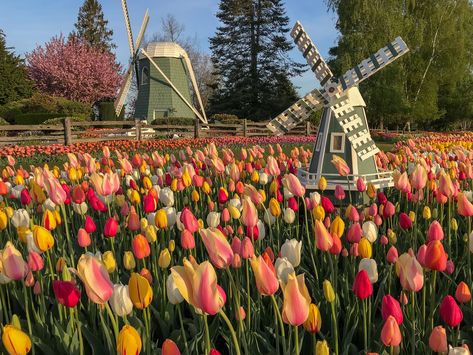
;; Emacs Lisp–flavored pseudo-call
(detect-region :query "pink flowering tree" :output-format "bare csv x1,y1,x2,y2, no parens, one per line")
26,35,123,104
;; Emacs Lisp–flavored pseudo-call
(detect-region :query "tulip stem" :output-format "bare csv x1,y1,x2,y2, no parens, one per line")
219,310,242,355
75,308,84,355
468,217,472,286
203,314,211,355
294,325,299,355
60,204,75,268
362,299,367,352
23,283,35,355
302,198,319,283
105,302,119,342
410,291,415,355
270,295,287,355
177,305,190,355
245,259,251,330
330,301,339,355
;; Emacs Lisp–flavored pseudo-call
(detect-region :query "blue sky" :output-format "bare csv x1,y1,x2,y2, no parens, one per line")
0,0,339,95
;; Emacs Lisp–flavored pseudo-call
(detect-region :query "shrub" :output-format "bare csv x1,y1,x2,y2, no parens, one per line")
42,116,90,125
150,117,195,126
211,113,240,124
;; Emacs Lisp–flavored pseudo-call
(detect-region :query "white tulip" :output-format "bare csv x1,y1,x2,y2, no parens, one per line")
164,207,177,227
176,212,184,231
132,170,140,181
263,210,275,226
257,220,265,240
167,274,184,304
283,187,294,199
448,346,469,355
283,208,295,224
11,185,24,199
109,284,133,316
228,198,242,211
259,172,269,185
275,257,295,284
26,231,41,254
280,239,302,267
151,175,159,185
310,192,321,206
206,212,220,228
362,221,378,243
11,209,29,228
72,202,88,215
147,213,156,227
159,187,174,207
358,258,378,283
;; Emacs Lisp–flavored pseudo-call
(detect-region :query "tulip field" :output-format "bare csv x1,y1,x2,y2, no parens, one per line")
0,131,473,355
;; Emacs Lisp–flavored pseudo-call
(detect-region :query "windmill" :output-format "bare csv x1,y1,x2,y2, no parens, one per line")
267,21,409,191
114,0,208,125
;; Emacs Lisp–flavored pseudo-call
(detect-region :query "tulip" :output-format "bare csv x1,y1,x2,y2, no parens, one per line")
77,228,91,248
423,206,431,220
2,324,32,355
357,177,366,192
102,251,116,273
250,255,278,296
380,315,402,346
439,295,463,327
128,272,153,309
280,239,302,267
347,223,362,243
358,258,378,283
396,253,423,292
353,270,372,299
11,209,29,228
315,340,330,355
303,303,322,333
123,251,136,270
162,339,181,355
362,221,378,243
283,208,295,224
457,192,473,217
159,248,171,268
439,172,454,198
399,213,412,229
314,220,333,251
334,184,345,200
274,257,295,283
386,246,398,264
455,281,471,303
74,254,113,304
323,280,335,303
199,228,234,269
240,237,254,259
283,173,305,197
131,234,150,260
424,240,447,272
281,273,311,326
411,164,427,190
330,216,345,238
429,326,448,353
110,284,133,316
358,238,372,259
427,221,444,241
117,325,142,355
383,201,395,218
32,225,55,252
52,280,81,308
104,217,119,238
84,215,96,233
331,155,350,176
27,251,43,272
1,241,28,281
180,229,195,250
241,197,258,228
381,295,403,325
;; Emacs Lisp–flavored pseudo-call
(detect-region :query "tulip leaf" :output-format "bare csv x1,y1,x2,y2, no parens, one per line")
81,323,108,354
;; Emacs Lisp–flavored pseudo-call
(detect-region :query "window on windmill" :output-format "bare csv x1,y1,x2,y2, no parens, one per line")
141,67,149,85
330,133,345,153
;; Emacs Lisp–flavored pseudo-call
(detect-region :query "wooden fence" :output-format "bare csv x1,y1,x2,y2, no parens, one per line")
0,118,316,146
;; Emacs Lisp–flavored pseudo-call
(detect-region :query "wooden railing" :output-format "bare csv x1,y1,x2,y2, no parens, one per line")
0,118,316,146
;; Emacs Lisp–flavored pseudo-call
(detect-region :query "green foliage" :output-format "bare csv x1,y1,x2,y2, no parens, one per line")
71,0,115,52
0,93,91,124
209,0,305,121
0,30,33,105
151,117,195,126
325,0,473,129
42,116,90,125
210,113,240,123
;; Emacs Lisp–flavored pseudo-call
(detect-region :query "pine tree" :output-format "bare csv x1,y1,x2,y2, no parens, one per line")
209,0,304,120
0,30,33,106
72,0,115,52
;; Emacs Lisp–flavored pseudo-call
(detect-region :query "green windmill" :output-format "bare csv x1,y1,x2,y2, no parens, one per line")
267,21,409,191
114,0,207,125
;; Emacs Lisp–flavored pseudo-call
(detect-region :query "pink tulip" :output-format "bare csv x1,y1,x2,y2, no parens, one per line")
199,228,234,269
267,156,280,176
283,174,305,197
180,229,195,250
427,221,444,241
411,164,427,190
334,185,345,200
42,169,67,205
241,197,258,228
383,201,395,218
1,241,28,281
281,273,311,326
356,177,366,192
386,246,398,264
347,223,362,243
331,155,350,176
240,237,254,259
74,254,113,304
457,192,473,217
180,208,199,233
314,220,333,251
250,255,279,296
381,315,402,346
396,253,423,292
439,172,454,198
416,244,427,267
28,251,44,272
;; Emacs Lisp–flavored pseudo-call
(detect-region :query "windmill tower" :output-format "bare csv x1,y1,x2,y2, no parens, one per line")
268,21,409,191
114,0,207,125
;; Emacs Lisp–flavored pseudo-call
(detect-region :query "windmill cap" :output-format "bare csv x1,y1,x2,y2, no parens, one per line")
140,42,188,59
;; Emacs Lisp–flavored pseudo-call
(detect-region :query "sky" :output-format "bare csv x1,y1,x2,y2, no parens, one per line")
0,0,339,95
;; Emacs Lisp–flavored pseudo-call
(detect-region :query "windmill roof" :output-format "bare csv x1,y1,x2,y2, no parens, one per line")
140,42,188,59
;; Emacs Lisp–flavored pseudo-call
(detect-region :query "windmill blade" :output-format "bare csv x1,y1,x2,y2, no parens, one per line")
338,37,409,91
121,0,135,57
330,93,380,161
267,88,327,136
114,64,134,117
291,21,334,87
134,9,149,53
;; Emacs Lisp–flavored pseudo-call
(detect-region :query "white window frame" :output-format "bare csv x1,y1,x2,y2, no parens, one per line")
315,133,323,151
141,67,149,85
330,133,345,153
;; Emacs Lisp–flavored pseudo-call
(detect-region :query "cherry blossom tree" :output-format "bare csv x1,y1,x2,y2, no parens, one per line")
26,35,122,104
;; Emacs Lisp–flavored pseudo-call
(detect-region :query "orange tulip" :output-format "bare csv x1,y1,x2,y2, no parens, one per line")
281,273,311,326
396,253,423,292
380,315,402,346
438,172,454,198
424,240,447,272
331,155,350,177
250,255,279,296
314,220,333,251
455,281,471,303
162,338,181,355
429,326,447,353
131,234,150,260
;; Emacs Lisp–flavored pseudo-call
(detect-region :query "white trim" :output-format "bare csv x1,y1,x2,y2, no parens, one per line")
330,132,345,153
351,144,359,176
141,66,149,85
315,133,323,151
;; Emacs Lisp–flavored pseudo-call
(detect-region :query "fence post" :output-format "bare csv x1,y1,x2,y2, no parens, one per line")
135,119,142,140
194,119,200,138
306,121,311,136
63,117,72,145
243,119,247,137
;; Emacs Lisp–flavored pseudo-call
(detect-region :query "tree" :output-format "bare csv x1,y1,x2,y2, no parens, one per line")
71,0,115,53
0,30,33,106
26,35,122,104
325,0,473,130
209,0,305,120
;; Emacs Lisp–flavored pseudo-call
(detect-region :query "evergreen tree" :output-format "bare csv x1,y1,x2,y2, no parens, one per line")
0,30,33,106
72,0,115,52
209,0,304,120
325,0,473,129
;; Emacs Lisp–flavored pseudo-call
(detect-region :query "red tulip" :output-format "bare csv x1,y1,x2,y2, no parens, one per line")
143,194,157,213
84,215,96,233
162,339,181,355
20,188,31,205
439,295,463,327
399,213,412,229
71,185,86,204
424,240,447,272
427,221,444,241
53,280,81,308
104,217,119,238
320,196,334,213
381,295,403,325
353,270,372,299
383,201,395,218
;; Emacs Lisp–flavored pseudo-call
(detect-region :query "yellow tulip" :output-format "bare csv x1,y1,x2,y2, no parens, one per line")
68,167,78,182
142,176,152,190
129,190,141,205
269,198,281,217
117,325,142,355
269,180,278,196
318,177,327,191
182,170,191,187
4,207,13,219
202,181,211,195
409,211,416,223
358,238,372,259
32,225,55,252
191,189,200,202
102,251,116,273
115,195,126,207
423,206,431,220
330,216,345,238
158,248,171,268
323,280,335,303
312,205,325,221
16,227,31,244
170,178,178,192
366,183,376,199
155,209,168,229
168,240,175,252
316,340,330,355
128,273,153,309
2,324,32,355
227,205,241,219
144,225,157,243
451,218,458,231
303,303,322,333
250,170,259,183
15,174,24,186
42,210,57,230
123,251,136,270
258,189,266,202
0,210,8,230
